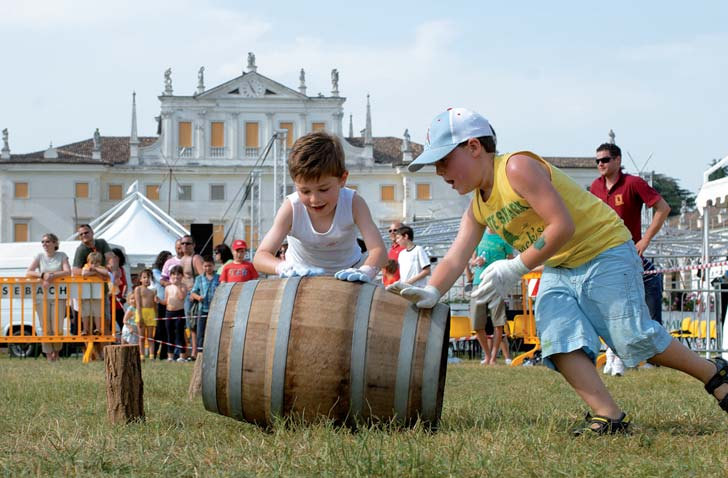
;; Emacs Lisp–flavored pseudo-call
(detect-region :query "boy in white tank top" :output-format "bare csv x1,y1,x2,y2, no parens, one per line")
254,131,386,281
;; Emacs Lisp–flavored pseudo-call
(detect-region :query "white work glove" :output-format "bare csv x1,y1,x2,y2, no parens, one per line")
400,285,442,309
385,281,409,295
275,262,325,278
334,265,377,283
471,256,529,305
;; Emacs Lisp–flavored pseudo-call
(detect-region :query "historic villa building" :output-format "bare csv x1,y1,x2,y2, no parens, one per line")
0,53,595,253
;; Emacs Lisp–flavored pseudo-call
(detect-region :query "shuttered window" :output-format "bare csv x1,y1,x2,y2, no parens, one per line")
14,182,28,198
75,182,89,199
146,184,160,200
212,224,225,247
312,122,326,132
245,122,259,148
211,122,225,147
108,184,122,200
416,183,431,200
178,121,192,148
245,224,259,248
14,223,28,242
381,185,395,201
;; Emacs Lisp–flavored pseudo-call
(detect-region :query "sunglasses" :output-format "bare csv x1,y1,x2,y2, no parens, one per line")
180,242,193,245
41,240,52,244
388,229,397,233
595,157,613,165
78,231,91,236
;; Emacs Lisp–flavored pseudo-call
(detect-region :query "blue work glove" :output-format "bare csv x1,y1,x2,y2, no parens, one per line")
471,256,529,305
275,262,325,278
334,265,376,283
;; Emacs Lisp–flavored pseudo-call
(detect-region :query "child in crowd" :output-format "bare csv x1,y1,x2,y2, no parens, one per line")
220,240,259,283
81,251,109,335
159,265,187,362
121,293,139,346
134,269,157,360
389,225,431,288
393,107,728,435
254,131,386,281
190,255,220,354
381,259,399,286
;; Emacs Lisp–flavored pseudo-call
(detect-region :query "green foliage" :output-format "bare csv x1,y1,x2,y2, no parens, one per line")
652,173,695,216
1,354,727,476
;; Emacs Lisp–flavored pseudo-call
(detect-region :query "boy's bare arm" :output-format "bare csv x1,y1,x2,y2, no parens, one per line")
254,200,293,274
506,154,575,268
352,194,387,269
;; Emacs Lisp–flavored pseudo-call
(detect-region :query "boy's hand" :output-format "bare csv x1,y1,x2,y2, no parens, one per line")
335,265,376,283
399,285,441,309
471,257,529,304
385,281,408,295
275,262,325,278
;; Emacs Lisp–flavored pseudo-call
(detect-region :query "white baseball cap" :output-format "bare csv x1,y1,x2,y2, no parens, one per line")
408,107,495,172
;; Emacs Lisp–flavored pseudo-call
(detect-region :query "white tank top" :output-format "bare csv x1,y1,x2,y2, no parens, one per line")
285,187,363,274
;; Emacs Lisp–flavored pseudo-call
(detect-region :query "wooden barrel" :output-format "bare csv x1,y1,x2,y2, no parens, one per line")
202,276,450,428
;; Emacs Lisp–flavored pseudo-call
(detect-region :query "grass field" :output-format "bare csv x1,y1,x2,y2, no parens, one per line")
1,353,727,477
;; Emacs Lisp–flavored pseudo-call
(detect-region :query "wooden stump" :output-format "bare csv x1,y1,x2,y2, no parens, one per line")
188,352,204,401
104,344,145,424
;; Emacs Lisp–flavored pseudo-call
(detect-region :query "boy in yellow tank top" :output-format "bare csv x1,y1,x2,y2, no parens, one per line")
392,107,728,435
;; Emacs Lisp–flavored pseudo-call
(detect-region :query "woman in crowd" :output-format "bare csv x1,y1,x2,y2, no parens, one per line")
213,243,233,275
26,233,71,362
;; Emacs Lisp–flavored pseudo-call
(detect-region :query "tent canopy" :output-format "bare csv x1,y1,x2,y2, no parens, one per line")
65,182,188,267
696,154,728,214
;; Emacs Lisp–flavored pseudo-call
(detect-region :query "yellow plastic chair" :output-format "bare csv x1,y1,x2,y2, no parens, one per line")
670,317,694,345
449,315,478,360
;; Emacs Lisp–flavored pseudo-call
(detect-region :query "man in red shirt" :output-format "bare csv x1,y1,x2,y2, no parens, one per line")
383,221,403,286
591,142,671,375
220,240,259,283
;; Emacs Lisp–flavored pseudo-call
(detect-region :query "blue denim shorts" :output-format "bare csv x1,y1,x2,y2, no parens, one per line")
534,241,673,370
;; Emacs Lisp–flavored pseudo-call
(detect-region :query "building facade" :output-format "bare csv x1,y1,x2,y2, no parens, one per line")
0,54,596,251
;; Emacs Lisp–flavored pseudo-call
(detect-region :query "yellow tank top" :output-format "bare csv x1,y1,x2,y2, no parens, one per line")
471,151,630,268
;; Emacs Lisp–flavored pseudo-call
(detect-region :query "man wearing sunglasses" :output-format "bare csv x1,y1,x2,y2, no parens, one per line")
72,224,113,274
590,142,671,376
385,221,403,285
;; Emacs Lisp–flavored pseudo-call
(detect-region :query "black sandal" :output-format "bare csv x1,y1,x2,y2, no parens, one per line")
704,357,728,413
573,412,631,436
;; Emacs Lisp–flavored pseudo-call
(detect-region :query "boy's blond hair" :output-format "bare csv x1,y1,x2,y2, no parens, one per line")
288,131,346,182
86,251,102,265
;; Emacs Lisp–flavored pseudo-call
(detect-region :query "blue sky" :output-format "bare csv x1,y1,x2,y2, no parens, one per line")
1,0,726,194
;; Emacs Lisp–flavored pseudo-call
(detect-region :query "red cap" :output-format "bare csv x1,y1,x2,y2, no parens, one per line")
232,239,248,250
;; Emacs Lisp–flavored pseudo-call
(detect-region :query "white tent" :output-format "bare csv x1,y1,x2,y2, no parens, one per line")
696,154,728,360
64,182,188,267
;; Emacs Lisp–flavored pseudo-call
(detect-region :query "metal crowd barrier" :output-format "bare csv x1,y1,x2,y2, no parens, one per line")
0,276,117,362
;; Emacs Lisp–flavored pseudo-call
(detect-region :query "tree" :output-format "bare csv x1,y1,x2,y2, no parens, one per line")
650,172,695,216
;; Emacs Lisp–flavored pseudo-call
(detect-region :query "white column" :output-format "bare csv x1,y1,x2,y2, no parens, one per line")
162,112,173,160
299,113,308,135
230,113,239,160
402,173,413,222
